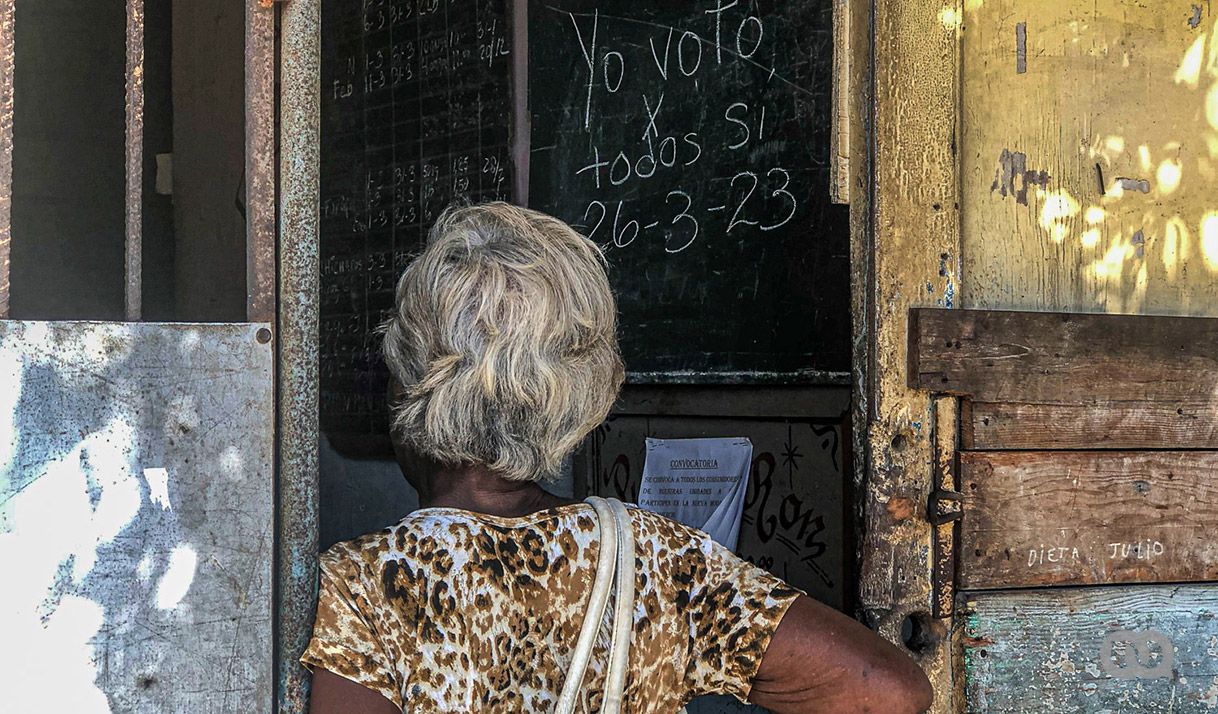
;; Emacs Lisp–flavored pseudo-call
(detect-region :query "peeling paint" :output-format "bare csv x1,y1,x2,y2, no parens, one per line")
1189,4,1204,29
1116,176,1152,193
1016,22,1028,73
991,149,1051,205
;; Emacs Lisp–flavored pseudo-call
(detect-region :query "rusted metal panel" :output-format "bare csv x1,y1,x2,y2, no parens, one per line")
860,0,963,710
960,450,1218,589
960,1,1218,317
278,0,321,710
124,0,144,321
0,320,273,711
0,0,13,319
961,585,1218,712
246,0,275,322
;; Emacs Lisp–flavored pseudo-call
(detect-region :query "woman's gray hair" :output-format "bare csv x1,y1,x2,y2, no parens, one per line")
381,202,625,482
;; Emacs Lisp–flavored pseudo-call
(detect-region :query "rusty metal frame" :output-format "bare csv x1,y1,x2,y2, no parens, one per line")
276,0,320,709
246,0,276,323
0,0,13,319
124,0,144,321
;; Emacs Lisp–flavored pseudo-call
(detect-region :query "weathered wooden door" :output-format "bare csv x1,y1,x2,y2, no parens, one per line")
853,1,1218,711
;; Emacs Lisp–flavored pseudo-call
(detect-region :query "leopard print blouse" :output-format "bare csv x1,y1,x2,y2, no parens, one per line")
301,503,801,712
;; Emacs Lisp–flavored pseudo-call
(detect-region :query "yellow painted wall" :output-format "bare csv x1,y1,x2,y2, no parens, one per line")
961,0,1218,315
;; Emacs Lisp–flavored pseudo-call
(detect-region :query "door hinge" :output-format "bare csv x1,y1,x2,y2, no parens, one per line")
928,488,964,525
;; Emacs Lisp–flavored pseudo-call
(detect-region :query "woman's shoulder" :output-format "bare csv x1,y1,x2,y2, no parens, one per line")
629,506,717,552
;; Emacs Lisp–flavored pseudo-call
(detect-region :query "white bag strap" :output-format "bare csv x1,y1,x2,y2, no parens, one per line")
603,497,636,713
556,497,635,714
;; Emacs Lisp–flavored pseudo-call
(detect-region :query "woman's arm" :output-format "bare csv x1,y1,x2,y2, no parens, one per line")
308,669,401,714
748,596,934,714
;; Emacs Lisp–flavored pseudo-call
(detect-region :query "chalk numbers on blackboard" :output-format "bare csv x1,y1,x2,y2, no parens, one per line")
566,4,802,255
579,167,795,254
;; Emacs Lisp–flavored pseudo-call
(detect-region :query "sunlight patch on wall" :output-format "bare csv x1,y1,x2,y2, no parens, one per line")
1040,190,1081,242
155,544,198,611
1201,211,1218,271
1092,239,1133,281
1177,34,1205,88
939,7,962,30
1207,83,1218,130
1163,217,1191,279
1158,158,1184,195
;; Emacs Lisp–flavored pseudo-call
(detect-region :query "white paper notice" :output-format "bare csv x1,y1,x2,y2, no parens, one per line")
639,437,752,550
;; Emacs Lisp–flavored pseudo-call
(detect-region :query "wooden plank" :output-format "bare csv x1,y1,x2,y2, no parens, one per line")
908,308,1218,403
960,451,1218,589
963,401,1218,450
961,585,1218,713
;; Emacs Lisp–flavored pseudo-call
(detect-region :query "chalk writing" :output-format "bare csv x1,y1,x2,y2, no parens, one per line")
530,1,850,376
319,0,514,446
1027,544,1082,567
1108,540,1166,560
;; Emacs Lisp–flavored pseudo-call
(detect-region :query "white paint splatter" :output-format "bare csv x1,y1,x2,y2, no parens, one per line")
155,544,198,610
137,553,154,582
1199,675,1218,707
144,467,172,510
219,445,244,481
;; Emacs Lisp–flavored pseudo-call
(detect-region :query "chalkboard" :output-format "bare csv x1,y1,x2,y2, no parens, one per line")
319,0,514,448
528,1,850,379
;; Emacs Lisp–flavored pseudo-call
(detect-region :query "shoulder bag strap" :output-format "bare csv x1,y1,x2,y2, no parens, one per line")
601,497,636,713
556,496,618,714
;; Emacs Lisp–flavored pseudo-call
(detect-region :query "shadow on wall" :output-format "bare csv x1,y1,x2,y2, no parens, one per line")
319,434,418,550
0,323,272,712
318,433,577,550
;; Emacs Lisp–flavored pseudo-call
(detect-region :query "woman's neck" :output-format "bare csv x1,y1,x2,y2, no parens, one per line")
415,464,574,518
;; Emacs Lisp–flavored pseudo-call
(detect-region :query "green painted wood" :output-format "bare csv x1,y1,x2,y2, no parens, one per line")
962,585,1218,712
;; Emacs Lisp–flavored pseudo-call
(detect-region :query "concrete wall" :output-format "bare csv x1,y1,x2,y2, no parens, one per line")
10,0,126,319
171,0,246,321
9,0,244,322
318,435,576,550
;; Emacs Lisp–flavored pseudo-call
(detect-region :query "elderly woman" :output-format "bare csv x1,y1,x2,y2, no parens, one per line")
303,203,932,713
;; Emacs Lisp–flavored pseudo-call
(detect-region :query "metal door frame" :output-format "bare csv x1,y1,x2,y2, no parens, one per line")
276,0,321,711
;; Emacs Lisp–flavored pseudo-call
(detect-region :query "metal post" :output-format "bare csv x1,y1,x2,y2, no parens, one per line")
0,0,14,319
246,0,275,323
124,0,144,321
277,0,320,709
